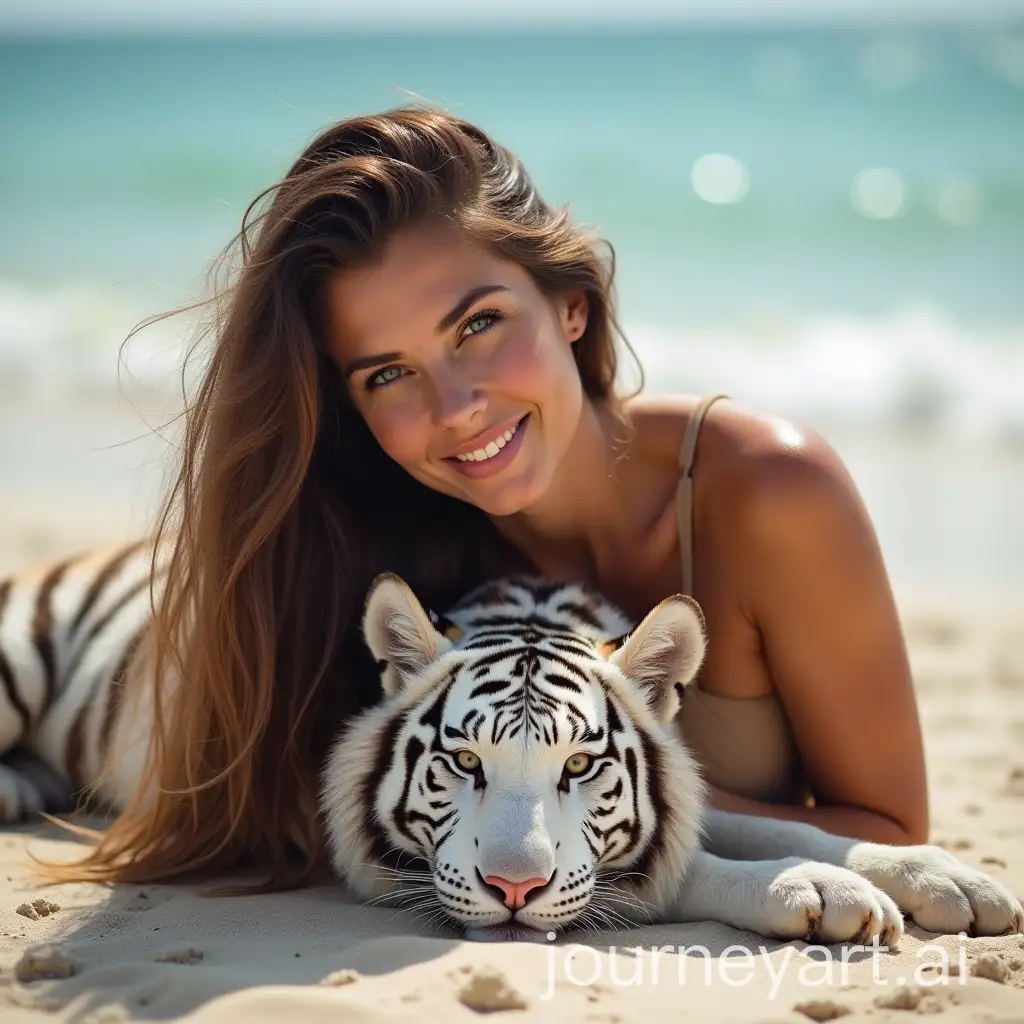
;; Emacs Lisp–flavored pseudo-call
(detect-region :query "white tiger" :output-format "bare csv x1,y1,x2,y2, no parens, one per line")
326,572,1024,943
1,546,1022,944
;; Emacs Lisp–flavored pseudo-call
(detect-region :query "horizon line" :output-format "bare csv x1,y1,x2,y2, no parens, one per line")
2,0,1022,38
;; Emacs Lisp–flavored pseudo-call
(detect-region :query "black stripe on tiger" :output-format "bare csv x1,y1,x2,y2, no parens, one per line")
518,580,570,605
626,730,671,880
600,778,623,802
598,746,644,861
464,641,591,686
433,826,456,853
389,737,425,847
457,613,586,634
541,671,584,694
66,624,150,798
68,541,148,641
32,557,76,716
65,692,92,796
61,572,161,691
377,678,457,855
0,578,33,742
459,635,518,653
97,627,147,766
391,734,456,850
551,598,604,630
546,636,598,658
360,711,408,865
468,677,509,700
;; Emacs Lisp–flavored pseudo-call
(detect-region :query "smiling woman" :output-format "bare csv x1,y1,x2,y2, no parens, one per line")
33,105,927,890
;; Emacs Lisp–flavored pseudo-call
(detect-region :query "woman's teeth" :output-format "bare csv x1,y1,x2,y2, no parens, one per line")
455,421,520,462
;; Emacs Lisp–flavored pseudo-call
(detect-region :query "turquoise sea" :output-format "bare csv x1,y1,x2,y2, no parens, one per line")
3,30,1024,313
2,29,1024,425
1,27,1023,586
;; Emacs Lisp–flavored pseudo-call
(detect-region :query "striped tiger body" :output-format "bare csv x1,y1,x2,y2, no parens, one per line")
0,545,708,940
0,542,163,820
322,572,708,940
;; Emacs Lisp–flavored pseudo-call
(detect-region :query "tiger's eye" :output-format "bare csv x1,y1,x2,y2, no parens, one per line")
456,750,481,771
564,753,591,775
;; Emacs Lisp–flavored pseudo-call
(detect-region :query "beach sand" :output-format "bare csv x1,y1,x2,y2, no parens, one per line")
2,507,1024,1023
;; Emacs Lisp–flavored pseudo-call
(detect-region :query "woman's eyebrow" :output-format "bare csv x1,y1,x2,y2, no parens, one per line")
435,284,509,334
343,352,401,379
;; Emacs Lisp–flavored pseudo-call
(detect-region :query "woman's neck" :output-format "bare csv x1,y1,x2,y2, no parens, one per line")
489,399,644,585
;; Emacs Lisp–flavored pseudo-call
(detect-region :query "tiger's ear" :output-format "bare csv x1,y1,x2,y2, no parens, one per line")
606,595,706,722
363,574,454,698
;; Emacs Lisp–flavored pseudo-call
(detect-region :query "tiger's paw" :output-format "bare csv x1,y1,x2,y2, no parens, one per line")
762,861,904,946
0,754,72,823
850,845,1024,937
0,762,46,822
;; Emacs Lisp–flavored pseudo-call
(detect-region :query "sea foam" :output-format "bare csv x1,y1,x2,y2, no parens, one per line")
1,280,1021,445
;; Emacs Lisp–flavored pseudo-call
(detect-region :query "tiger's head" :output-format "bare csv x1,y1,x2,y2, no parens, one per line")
321,574,708,940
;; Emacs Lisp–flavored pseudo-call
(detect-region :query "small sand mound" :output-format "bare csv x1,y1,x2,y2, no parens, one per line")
874,983,923,1010
15,898,60,920
14,945,80,982
793,999,852,1021
153,947,204,965
320,968,360,986
80,1006,133,1024
971,952,1009,983
457,966,529,1013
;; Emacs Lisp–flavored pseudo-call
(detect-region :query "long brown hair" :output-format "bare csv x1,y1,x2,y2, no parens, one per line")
58,106,638,890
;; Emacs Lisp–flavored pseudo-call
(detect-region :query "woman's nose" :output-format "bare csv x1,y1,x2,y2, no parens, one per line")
430,368,487,428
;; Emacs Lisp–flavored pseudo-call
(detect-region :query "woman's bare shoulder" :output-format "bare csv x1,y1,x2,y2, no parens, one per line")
625,392,850,500
626,392,877,582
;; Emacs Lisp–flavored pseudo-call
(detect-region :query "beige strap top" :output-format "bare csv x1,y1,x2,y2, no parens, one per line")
673,393,810,806
676,394,729,597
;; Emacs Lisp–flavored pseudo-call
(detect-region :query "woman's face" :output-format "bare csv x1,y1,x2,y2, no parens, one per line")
323,223,589,517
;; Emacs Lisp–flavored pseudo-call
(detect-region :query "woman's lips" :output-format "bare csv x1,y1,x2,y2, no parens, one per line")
445,414,529,479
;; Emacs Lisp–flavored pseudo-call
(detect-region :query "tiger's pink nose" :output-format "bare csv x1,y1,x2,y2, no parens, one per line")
483,875,549,910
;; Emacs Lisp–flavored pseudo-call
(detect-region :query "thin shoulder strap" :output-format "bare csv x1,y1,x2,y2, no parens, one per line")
676,394,729,596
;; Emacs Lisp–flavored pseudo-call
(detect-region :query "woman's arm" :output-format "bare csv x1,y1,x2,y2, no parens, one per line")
723,422,929,846
705,783,922,845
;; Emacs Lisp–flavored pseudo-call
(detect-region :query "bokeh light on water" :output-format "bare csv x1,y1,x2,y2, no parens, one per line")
690,154,751,205
850,168,909,220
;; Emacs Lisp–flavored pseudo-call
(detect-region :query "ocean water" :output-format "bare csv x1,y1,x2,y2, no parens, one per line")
1,28,1023,586
2,29,1024,428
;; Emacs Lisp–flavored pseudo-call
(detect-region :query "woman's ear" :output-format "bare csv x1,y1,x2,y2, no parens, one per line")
558,291,589,343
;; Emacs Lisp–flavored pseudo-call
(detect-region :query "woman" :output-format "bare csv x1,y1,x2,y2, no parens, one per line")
75,106,927,889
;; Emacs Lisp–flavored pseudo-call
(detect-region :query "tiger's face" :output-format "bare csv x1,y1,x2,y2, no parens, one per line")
322,575,708,940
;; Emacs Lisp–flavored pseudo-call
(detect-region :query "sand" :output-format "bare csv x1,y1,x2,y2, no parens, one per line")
2,523,1024,1023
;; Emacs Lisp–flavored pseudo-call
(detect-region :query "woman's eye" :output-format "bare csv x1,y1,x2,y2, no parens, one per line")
464,315,491,335
366,365,404,389
455,749,481,771
460,309,502,340
564,753,591,776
